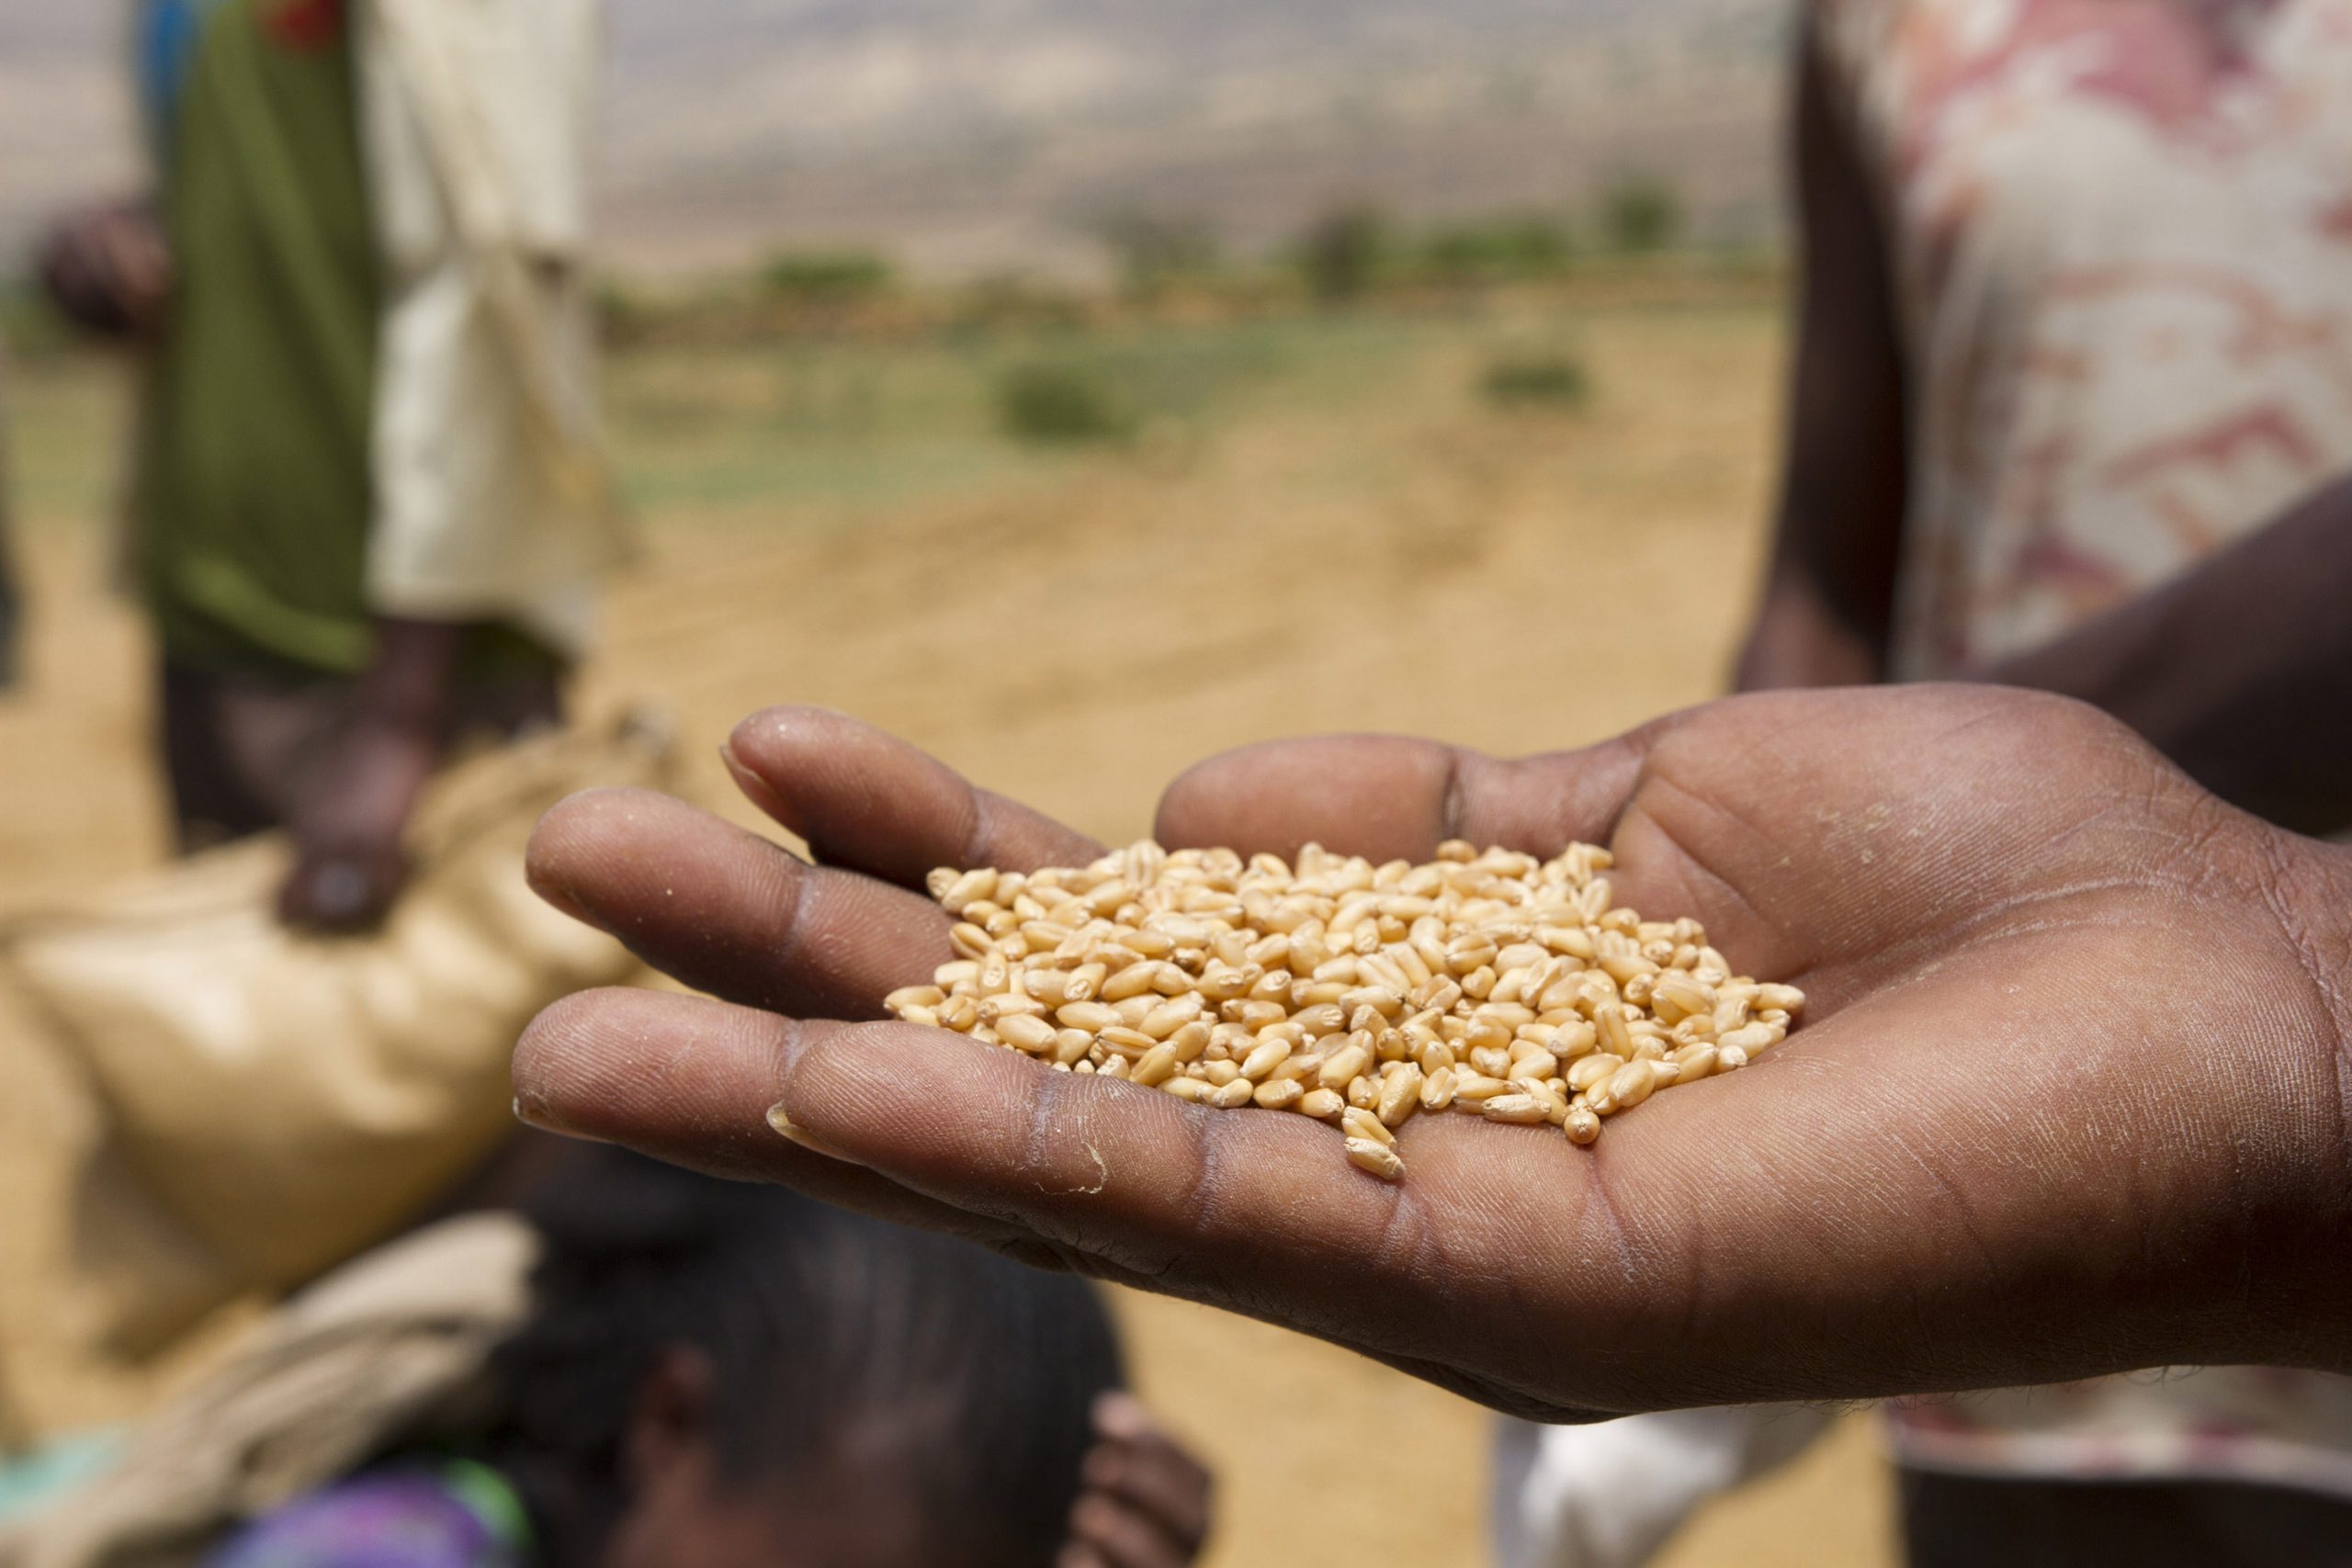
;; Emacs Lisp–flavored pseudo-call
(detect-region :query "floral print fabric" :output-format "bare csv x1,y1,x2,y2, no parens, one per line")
1817,0,2352,677
1815,0,2352,1493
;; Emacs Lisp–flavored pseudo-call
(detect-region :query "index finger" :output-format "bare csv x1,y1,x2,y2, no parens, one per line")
1153,733,1651,864
724,705,1103,887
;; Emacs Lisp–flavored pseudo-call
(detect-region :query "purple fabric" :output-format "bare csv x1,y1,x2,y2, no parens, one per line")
205,1473,522,1568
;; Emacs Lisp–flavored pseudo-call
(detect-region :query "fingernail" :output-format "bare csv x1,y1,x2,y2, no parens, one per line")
512,1091,597,1142
524,860,602,928
766,1100,865,1166
1092,1390,1148,1438
721,741,808,839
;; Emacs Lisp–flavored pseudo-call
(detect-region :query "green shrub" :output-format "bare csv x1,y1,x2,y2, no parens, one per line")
1480,350,1591,410
1596,177,1683,254
1298,204,1393,304
997,361,1135,445
1419,215,1575,282
1097,211,1223,300
760,251,895,303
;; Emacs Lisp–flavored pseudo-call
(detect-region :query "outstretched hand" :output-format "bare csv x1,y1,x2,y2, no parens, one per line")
513,688,2352,1418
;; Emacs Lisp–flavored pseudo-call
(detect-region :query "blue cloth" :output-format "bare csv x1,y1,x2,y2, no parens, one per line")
137,0,232,152
0,1430,128,1524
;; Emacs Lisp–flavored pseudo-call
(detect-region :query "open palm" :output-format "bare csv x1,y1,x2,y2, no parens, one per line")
514,685,2351,1419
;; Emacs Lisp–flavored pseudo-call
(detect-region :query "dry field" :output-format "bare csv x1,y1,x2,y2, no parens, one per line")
0,293,1895,1566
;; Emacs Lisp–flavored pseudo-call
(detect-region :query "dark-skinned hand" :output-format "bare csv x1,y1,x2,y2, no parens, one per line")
1062,1392,1214,1568
512,686,2352,1420
277,714,437,933
39,201,171,340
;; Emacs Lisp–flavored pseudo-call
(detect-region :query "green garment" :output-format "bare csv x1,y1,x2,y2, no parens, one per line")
135,0,552,680
137,0,381,677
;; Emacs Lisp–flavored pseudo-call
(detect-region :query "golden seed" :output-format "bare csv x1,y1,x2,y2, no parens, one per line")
1132,1043,1180,1088
1377,1064,1425,1128
1607,1060,1657,1110
1452,1072,1511,1102
996,1013,1058,1054
1668,1043,1720,1083
1240,1038,1295,1082
1168,1021,1213,1065
1098,1026,1158,1058
1482,1094,1551,1126
1344,1137,1407,1181
1298,1087,1347,1122
1056,1000,1120,1032
1254,1078,1306,1111
1566,1055,1618,1092
1318,1041,1374,1090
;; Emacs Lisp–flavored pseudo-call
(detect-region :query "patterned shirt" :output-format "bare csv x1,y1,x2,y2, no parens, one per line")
1814,0,2352,1495
1818,0,2352,679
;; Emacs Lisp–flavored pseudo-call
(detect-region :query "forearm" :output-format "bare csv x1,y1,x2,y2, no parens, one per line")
1736,570,1887,692
1983,477,2352,835
1735,21,1910,694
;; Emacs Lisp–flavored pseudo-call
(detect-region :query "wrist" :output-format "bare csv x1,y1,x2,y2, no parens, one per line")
354,616,469,735
2264,831,2352,1369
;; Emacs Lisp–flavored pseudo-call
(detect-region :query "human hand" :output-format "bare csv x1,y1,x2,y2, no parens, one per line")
277,715,438,932
39,201,171,340
511,690,2352,1418
1062,1393,1214,1568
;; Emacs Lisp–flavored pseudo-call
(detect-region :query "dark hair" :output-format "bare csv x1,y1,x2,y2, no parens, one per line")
488,1148,1122,1568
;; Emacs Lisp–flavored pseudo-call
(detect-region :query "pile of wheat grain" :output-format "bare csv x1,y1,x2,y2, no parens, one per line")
887,840,1802,1179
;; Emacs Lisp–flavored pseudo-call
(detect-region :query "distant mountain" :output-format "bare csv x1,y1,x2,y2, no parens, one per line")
0,0,1790,278
596,0,1790,274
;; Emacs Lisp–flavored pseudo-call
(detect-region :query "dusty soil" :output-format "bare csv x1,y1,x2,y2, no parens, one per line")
0,302,1896,1565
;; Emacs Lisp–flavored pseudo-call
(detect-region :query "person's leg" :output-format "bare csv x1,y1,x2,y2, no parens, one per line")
156,661,284,852
1902,1468,2352,1568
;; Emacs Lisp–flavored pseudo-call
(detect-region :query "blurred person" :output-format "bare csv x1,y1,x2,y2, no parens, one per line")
0,1147,1214,1568
1494,3,2352,1565
40,0,627,931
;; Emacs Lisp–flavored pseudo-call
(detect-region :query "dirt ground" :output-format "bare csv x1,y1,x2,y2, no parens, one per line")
0,299,1897,1565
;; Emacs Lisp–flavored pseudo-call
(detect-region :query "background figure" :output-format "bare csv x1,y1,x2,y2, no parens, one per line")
1506,2,2352,1565
39,0,627,931
0,1147,1215,1568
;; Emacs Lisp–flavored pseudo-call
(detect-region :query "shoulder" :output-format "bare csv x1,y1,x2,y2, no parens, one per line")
206,1472,520,1568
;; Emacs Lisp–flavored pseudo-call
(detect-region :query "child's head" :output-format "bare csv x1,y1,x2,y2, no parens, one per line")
490,1149,1124,1568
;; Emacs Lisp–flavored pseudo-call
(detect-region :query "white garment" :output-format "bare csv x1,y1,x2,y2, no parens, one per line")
359,0,628,660
1492,1407,1833,1568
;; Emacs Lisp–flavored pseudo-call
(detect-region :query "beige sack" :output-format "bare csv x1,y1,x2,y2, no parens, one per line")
0,1213,537,1568
0,712,667,1356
